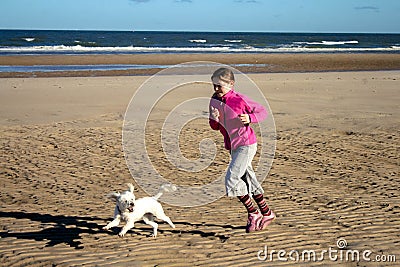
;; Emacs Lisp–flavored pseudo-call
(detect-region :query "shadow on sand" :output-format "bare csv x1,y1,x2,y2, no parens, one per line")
0,211,242,249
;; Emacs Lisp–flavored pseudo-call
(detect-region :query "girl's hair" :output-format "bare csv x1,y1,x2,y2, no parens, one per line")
211,67,235,82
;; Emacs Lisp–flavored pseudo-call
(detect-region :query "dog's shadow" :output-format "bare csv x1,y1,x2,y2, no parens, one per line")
0,211,106,249
0,211,242,249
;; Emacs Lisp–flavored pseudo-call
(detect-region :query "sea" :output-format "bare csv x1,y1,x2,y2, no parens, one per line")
1,30,399,72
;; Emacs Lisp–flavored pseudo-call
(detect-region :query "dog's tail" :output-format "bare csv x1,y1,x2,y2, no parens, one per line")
153,183,177,200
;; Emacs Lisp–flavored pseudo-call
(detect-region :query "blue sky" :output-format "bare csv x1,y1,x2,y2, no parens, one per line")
0,0,399,33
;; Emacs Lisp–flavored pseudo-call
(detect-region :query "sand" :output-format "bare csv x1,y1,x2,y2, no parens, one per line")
1,53,400,77
0,54,399,266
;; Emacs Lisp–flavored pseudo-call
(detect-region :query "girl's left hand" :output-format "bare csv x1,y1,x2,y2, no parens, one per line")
238,114,250,124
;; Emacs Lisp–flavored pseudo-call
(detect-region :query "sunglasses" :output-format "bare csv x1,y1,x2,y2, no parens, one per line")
213,84,223,90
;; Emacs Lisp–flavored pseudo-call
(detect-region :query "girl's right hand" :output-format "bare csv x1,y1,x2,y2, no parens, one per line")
210,107,220,121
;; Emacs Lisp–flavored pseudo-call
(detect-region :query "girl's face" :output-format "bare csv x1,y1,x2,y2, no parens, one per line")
212,77,234,97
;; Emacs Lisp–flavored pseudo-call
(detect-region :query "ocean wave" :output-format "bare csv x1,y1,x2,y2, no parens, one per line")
0,45,229,53
224,39,242,43
74,40,97,45
294,40,359,46
22,38,35,42
189,39,207,43
0,44,399,54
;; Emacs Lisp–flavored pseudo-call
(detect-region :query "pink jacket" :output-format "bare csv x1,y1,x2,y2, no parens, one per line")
209,89,267,151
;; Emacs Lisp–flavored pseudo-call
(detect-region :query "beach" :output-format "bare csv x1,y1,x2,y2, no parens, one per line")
0,53,399,266
1,53,400,77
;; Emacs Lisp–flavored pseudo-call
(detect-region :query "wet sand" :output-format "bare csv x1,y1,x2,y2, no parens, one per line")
1,53,400,77
0,54,399,266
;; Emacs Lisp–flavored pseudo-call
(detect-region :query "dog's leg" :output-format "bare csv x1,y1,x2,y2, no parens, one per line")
159,215,175,229
103,216,121,230
154,209,175,229
119,221,135,237
143,214,158,238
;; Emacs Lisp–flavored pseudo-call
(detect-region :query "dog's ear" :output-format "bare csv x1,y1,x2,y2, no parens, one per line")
107,192,120,201
127,183,134,193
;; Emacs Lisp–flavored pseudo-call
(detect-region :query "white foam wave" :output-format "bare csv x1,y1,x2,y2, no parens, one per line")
295,40,359,46
189,39,207,43
0,44,399,54
23,38,35,42
74,41,96,45
224,39,242,43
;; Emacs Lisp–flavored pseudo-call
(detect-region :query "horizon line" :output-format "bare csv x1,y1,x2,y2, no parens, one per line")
1,28,399,35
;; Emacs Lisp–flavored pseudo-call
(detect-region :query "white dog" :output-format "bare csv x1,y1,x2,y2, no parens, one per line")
103,183,176,237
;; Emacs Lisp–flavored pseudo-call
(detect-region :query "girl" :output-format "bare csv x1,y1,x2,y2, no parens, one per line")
209,67,275,232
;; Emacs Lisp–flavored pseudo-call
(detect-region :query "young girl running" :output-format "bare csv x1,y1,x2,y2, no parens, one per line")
209,67,275,232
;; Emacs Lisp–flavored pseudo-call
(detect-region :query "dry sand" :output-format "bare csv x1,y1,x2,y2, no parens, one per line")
0,54,399,266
